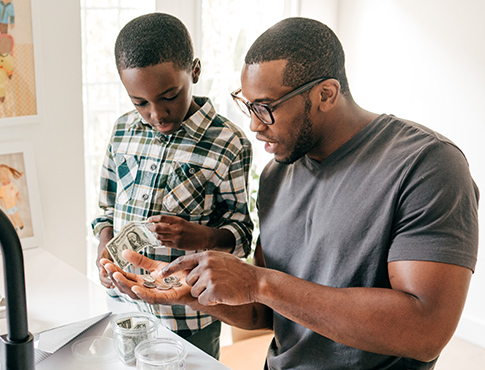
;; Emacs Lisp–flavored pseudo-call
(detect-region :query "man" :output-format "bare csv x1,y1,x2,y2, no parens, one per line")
102,17,479,369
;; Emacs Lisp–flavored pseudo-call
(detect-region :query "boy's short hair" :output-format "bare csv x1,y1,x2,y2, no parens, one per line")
245,17,350,96
115,12,194,72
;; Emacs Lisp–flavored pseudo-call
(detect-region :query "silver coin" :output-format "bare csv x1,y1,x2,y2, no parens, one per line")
163,275,180,285
143,281,156,288
142,274,156,283
171,282,182,287
156,283,173,290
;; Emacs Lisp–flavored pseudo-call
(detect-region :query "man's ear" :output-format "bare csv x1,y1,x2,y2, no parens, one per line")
192,58,201,83
316,79,340,111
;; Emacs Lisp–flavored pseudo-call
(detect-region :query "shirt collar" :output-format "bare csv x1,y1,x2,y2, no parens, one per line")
128,97,215,142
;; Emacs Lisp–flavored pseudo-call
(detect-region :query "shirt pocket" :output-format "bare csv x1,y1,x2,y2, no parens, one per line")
115,154,139,204
163,161,215,215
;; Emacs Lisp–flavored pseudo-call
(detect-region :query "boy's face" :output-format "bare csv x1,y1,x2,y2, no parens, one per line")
120,61,200,135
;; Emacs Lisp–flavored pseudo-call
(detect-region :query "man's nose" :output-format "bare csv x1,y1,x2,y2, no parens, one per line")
249,114,268,132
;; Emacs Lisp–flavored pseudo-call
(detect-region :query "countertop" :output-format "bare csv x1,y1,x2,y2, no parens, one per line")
0,247,230,369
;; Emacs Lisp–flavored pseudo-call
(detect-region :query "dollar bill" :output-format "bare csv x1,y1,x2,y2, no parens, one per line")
106,221,161,269
116,317,133,329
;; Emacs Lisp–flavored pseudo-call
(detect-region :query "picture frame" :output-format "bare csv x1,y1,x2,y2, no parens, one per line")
0,141,43,249
0,0,43,125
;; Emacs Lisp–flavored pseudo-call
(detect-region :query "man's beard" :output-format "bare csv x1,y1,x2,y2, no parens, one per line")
276,97,314,165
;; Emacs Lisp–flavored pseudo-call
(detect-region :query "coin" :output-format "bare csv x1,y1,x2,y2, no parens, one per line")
142,274,155,283
143,281,156,288
156,283,172,290
163,276,180,285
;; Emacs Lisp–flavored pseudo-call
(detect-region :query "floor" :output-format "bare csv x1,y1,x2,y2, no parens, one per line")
220,324,485,369
435,336,485,370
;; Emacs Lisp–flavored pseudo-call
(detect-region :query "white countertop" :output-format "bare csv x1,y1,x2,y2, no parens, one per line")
0,247,230,369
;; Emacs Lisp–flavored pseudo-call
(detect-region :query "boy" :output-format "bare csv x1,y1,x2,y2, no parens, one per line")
91,13,253,358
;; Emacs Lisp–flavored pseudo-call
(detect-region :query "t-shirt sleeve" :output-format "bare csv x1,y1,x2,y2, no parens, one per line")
388,140,479,271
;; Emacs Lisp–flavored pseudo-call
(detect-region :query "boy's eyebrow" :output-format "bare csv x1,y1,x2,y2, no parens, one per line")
130,86,179,100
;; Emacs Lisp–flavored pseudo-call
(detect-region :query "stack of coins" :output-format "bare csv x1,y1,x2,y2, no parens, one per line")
141,274,182,290
142,274,156,288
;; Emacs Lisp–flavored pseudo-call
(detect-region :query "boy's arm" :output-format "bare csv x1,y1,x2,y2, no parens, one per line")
147,139,253,255
92,141,117,287
91,142,117,236
214,138,253,257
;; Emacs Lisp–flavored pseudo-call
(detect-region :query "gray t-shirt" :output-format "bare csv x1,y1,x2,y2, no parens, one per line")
258,114,479,370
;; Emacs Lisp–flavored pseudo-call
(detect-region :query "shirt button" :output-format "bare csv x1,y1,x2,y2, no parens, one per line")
151,164,157,171
142,194,149,201
189,168,196,175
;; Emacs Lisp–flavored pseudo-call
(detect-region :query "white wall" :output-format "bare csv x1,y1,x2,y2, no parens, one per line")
301,0,485,348
0,1,86,273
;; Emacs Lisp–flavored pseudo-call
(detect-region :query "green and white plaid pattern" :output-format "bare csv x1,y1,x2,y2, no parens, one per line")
92,97,253,337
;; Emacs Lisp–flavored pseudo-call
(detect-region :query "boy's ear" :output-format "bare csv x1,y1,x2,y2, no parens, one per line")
192,58,201,83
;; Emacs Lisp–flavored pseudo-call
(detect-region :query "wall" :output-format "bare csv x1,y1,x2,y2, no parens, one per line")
0,1,86,273
301,0,485,348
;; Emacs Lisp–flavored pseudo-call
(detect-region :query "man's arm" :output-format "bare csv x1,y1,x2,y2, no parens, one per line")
101,244,273,331
164,252,471,362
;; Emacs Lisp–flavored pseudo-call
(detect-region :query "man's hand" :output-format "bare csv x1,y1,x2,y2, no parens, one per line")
100,250,193,306
162,250,261,306
148,215,234,252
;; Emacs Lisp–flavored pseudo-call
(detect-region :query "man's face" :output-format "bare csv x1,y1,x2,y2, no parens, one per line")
241,60,316,165
120,62,198,135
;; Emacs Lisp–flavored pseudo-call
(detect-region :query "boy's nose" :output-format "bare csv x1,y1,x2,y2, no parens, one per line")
150,104,168,122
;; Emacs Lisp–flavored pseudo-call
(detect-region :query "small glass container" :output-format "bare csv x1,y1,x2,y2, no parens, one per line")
135,338,187,370
111,312,159,365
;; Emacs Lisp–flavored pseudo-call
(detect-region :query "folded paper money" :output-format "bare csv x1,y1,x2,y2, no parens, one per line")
106,221,163,269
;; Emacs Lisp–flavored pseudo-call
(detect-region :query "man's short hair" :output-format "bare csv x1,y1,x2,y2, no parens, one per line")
245,17,350,96
115,12,194,72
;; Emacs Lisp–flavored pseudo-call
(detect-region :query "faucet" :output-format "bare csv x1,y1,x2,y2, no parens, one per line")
0,209,35,369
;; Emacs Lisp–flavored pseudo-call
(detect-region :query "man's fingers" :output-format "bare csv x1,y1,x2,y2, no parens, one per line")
161,254,201,277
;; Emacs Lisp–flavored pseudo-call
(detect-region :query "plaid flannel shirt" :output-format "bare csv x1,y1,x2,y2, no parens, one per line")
92,97,253,337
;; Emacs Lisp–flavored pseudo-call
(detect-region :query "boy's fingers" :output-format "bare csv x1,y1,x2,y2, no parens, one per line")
122,250,158,270
112,271,139,300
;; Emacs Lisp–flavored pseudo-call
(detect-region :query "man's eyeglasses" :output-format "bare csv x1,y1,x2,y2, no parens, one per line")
231,77,333,125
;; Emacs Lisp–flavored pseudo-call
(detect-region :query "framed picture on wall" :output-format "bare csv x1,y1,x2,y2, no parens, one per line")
0,141,43,249
0,0,42,125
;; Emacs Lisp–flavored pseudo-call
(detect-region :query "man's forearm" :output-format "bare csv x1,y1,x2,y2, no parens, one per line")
252,261,471,362
188,299,272,331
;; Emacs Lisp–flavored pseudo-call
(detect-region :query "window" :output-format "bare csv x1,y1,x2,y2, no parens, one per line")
81,0,156,281
82,0,298,281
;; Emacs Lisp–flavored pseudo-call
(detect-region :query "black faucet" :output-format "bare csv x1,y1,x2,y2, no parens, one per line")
0,209,35,369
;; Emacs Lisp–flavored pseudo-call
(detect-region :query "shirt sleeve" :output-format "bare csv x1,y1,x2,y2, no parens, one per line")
91,139,118,238
216,136,253,257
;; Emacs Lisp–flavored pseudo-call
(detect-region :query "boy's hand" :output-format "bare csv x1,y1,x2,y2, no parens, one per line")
100,250,194,306
97,246,114,288
96,226,114,289
148,215,213,251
